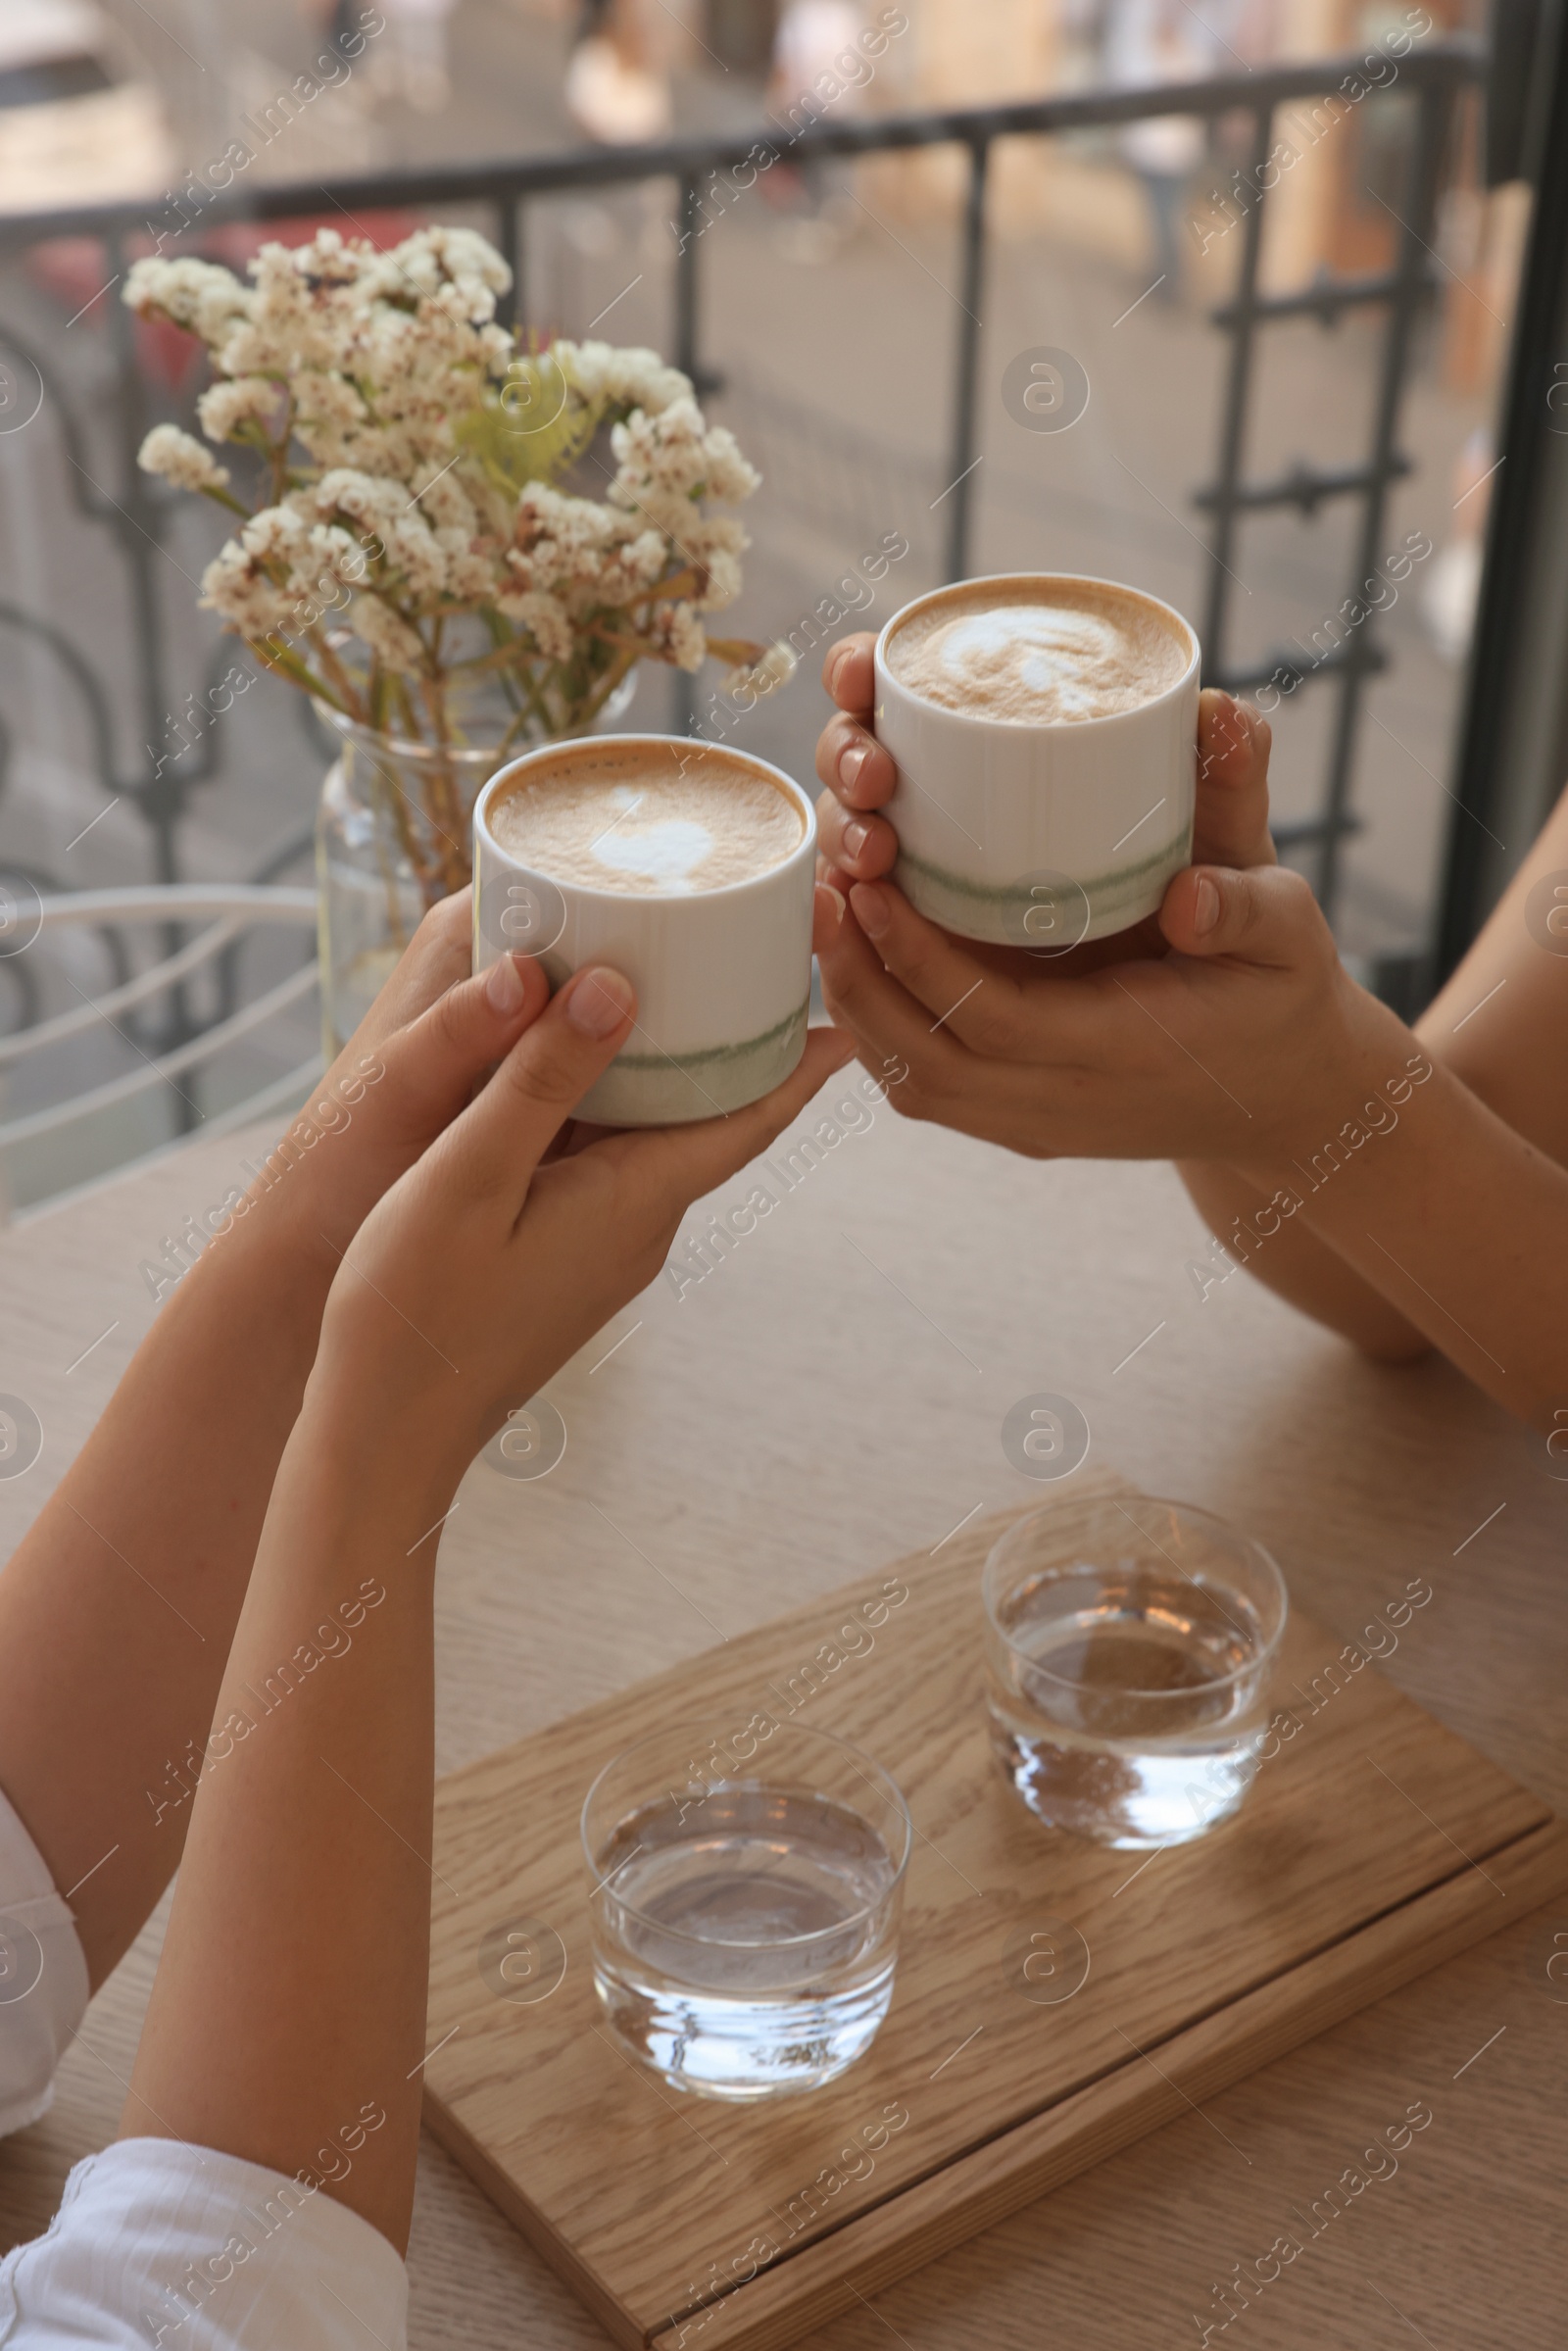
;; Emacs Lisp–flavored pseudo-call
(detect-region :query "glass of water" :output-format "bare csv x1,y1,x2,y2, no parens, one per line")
582,1719,911,2100
983,1495,1288,1849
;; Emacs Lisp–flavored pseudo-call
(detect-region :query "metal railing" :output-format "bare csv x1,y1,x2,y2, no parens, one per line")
0,38,1485,1092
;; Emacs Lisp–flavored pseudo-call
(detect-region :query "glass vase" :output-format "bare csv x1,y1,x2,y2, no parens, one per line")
315,672,637,1056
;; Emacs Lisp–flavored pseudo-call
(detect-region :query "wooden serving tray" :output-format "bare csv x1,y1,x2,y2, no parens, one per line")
423,1479,1568,2351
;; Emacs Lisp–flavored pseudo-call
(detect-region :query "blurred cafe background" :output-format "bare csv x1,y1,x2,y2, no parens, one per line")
1,0,1566,1212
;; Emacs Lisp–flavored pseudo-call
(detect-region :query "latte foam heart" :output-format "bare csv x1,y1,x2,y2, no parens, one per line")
488,748,805,895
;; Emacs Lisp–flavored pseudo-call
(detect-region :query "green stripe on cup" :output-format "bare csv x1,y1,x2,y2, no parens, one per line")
895,824,1193,946
576,1000,811,1128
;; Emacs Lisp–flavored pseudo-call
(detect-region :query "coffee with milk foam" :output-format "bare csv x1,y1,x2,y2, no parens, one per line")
887,580,1191,724
489,743,804,896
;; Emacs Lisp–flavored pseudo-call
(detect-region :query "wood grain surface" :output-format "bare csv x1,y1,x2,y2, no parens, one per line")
420,1483,1566,2349
1,1099,1565,2351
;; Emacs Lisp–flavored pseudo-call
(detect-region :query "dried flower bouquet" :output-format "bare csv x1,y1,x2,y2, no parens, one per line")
126,224,789,899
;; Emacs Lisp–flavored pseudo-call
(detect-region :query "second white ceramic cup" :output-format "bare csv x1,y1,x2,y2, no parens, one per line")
472,735,816,1128
874,573,1201,951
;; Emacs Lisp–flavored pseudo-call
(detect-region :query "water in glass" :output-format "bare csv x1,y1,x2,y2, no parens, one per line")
983,1497,1287,1848
590,1776,902,2099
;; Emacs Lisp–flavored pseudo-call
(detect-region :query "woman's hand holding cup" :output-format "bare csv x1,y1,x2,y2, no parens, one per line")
308,953,854,1500
814,633,1280,926
810,629,1401,1172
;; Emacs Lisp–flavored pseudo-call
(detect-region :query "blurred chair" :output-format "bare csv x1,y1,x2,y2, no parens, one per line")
0,883,321,1225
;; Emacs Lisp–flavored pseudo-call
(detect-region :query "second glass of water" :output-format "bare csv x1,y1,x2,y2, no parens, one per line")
983,1495,1288,1848
583,1719,910,2100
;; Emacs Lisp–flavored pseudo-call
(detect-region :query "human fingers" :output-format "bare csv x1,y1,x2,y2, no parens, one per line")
1193,693,1277,871
361,949,552,1148
820,633,876,716
256,926,556,1268
814,788,899,883
1159,861,1328,970
845,879,1155,1073
606,1025,858,1222
443,964,638,1206
840,879,1031,1054
812,874,851,945
341,888,475,1055
814,711,898,810
813,884,970,1083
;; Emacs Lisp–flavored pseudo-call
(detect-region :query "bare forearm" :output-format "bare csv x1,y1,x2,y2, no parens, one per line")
1177,1158,1429,1359
0,1191,332,1983
119,956,848,2247
124,1398,454,2252
1415,779,1568,1166
1185,786,1568,1355
1240,1058,1568,1426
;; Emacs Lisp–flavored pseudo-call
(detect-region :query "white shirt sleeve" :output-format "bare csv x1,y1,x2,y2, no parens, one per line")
0,1784,408,2350
0,2138,410,2349
0,1788,89,2139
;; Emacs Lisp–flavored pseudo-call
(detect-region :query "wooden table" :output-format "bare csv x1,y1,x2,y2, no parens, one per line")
2,1101,1563,2348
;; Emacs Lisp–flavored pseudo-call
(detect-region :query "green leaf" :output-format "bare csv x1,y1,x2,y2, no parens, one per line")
453,354,598,499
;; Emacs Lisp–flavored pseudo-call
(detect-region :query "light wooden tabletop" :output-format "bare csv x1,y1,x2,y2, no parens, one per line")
1,1097,1563,2349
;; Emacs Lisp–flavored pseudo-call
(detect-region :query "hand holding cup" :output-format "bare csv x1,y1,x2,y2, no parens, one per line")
810,617,1402,1171
310,952,854,1494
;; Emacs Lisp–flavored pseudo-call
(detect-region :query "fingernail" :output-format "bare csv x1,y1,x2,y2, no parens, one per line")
815,881,846,926
843,818,870,859
1194,876,1220,935
839,742,867,791
485,953,525,1014
850,882,889,939
565,966,635,1038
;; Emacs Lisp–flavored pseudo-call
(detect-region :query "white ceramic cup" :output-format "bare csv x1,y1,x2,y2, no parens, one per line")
874,573,1201,951
472,735,816,1128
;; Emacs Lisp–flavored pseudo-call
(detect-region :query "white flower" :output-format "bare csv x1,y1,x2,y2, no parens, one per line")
291,371,367,429
625,527,670,584
352,595,426,670
477,323,514,377
307,523,370,594
495,588,574,661
197,377,282,442
309,469,406,550
411,467,476,537
611,401,710,504
199,541,293,634
511,481,637,597
380,514,448,602
650,601,706,672
607,402,760,554
138,424,230,495
725,641,798,700
554,339,693,417
128,224,761,713
590,528,672,606
125,257,252,346
433,529,495,603
701,425,761,504
696,548,743,612
239,504,311,565
684,513,749,561
364,225,512,319
311,468,402,528
283,226,358,280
